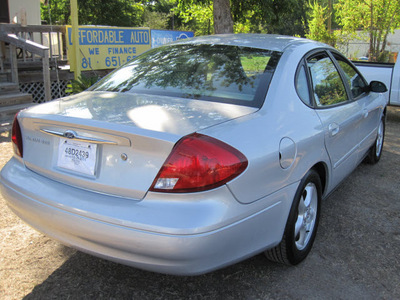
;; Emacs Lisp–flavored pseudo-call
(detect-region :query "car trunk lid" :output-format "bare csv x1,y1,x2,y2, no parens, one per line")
18,91,257,200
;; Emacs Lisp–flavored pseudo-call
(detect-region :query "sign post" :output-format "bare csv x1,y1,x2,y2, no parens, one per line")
70,0,81,80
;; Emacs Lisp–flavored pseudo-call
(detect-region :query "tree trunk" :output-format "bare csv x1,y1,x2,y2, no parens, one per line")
213,0,234,34
369,1,374,60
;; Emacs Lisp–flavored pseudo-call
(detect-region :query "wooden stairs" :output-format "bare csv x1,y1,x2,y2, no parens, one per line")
0,72,34,133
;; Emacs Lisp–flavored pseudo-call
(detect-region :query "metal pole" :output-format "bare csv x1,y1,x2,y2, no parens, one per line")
70,0,81,80
9,44,19,85
42,49,51,101
328,0,332,34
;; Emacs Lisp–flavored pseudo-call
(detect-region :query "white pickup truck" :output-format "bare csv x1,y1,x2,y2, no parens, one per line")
354,61,400,106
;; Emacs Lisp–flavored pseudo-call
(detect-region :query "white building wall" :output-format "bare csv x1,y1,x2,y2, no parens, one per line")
337,29,400,61
8,0,41,25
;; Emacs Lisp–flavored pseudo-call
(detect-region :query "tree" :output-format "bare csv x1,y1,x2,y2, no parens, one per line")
41,0,144,27
42,0,311,37
175,1,214,35
177,0,309,36
41,0,71,25
176,0,233,34
336,0,400,61
306,1,336,46
142,0,180,30
42,0,190,31
213,0,233,33
79,0,143,27
230,0,309,35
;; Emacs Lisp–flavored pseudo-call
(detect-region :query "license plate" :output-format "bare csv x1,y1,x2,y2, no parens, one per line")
57,139,98,176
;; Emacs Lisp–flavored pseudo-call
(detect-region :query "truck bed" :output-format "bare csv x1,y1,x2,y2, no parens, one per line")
353,61,399,106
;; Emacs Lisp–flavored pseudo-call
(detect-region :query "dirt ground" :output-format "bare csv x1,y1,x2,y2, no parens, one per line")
1,107,399,300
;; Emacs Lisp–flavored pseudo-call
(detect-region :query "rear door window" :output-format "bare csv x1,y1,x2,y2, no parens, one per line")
296,64,312,106
332,53,368,99
306,52,349,107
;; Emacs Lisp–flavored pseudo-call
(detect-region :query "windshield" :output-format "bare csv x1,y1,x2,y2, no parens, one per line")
91,44,282,108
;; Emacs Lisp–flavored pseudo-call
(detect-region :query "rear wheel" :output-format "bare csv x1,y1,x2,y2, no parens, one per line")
364,117,385,164
265,169,322,265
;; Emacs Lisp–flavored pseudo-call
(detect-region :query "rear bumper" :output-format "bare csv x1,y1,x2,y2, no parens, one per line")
1,158,297,275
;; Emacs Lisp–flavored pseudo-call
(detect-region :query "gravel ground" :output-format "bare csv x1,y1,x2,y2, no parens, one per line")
1,107,399,300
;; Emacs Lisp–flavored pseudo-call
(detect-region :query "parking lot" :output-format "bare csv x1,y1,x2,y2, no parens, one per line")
1,106,399,299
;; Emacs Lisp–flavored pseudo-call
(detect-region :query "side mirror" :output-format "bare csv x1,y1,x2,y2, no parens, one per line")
369,81,388,93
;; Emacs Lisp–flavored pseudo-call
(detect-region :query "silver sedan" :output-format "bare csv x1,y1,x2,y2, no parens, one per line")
0,34,388,275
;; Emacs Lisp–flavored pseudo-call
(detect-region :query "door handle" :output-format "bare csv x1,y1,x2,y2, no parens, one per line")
328,123,340,136
363,108,369,118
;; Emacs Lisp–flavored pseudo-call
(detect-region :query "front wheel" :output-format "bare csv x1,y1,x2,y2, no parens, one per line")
364,117,385,164
265,169,322,265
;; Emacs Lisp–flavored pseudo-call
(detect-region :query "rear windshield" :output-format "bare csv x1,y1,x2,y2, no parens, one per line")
91,44,282,108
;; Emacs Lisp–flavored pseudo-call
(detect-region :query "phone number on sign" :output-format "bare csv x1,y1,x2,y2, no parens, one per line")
81,56,136,69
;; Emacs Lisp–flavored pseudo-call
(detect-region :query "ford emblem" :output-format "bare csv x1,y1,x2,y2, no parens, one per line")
63,130,76,139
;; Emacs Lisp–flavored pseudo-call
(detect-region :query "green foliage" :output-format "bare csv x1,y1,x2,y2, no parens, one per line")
78,0,144,27
41,0,144,27
41,0,71,25
240,55,271,74
175,0,309,36
230,0,309,35
142,10,171,29
315,75,347,105
42,0,311,37
41,0,188,31
306,1,336,46
142,0,177,29
42,0,400,63
335,0,400,62
174,1,214,35
66,74,100,94
233,10,267,34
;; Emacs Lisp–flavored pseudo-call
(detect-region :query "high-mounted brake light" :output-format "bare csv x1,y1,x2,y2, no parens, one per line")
150,133,248,193
12,113,23,157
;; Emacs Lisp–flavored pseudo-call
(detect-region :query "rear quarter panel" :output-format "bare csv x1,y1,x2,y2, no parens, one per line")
200,43,331,204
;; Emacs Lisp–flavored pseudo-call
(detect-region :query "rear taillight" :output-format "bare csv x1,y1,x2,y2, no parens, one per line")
12,113,23,157
150,133,248,193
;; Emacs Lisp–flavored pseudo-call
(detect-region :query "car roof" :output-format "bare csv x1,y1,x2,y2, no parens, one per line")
171,34,326,53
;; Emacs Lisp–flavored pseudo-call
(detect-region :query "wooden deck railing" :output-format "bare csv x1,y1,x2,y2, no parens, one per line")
0,24,67,102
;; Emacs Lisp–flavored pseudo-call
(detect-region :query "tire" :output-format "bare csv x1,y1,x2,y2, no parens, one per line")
265,169,322,265
364,117,385,164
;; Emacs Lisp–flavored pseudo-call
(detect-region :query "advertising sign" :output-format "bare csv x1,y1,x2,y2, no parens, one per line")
151,30,194,48
67,26,151,71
